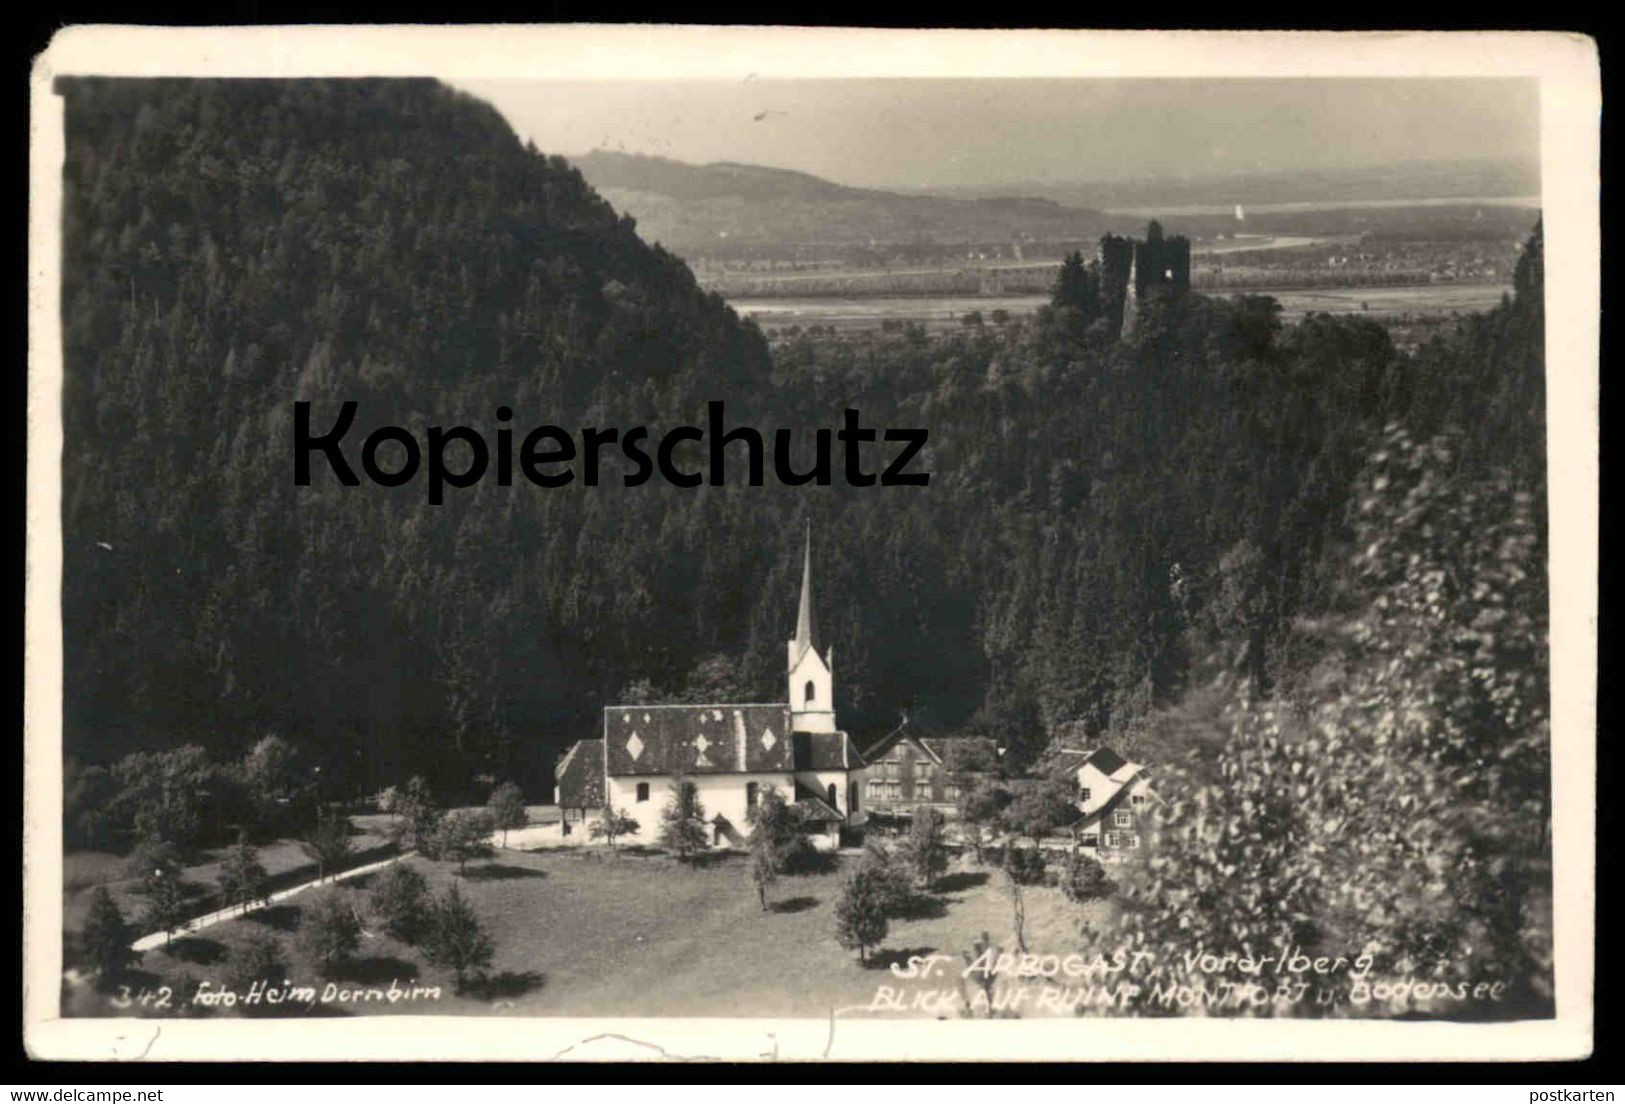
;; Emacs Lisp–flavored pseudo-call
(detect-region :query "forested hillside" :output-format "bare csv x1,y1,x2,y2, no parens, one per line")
59,78,1546,815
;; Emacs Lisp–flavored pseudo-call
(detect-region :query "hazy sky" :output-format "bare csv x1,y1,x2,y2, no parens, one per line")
457,77,1539,191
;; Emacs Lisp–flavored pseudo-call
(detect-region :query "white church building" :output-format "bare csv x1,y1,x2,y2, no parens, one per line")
554,530,864,851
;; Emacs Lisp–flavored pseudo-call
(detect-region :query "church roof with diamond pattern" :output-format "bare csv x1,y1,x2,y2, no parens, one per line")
603,703,796,775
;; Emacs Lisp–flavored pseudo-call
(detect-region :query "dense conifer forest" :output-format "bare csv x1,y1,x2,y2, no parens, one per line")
59,77,1546,823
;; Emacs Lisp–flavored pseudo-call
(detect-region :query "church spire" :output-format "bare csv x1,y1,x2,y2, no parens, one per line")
793,520,818,659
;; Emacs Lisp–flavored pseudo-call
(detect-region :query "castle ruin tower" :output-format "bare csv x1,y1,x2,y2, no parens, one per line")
788,522,836,733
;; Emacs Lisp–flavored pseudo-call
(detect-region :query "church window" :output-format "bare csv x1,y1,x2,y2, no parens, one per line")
636,782,649,803
746,782,759,807
827,783,839,810
804,680,817,705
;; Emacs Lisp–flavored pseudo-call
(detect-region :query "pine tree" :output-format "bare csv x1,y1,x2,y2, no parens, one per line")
80,886,140,989
903,806,949,890
424,883,494,994
856,839,913,916
218,834,270,914
834,869,888,963
368,862,431,944
658,776,709,865
297,888,361,978
745,786,805,907
225,934,288,1014
299,808,354,883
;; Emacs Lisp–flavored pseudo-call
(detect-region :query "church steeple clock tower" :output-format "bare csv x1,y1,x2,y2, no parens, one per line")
788,523,836,733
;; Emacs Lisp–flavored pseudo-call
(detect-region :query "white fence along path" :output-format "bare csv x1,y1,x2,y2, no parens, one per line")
130,851,412,952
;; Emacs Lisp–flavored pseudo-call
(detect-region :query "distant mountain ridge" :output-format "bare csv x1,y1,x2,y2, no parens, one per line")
569,150,1117,251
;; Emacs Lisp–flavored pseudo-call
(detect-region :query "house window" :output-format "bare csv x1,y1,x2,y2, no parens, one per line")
805,680,817,705
746,782,759,808
1079,787,1092,803
945,784,960,802
1131,794,1146,806
636,782,649,803
915,761,931,779
1080,834,1099,848
1113,810,1133,827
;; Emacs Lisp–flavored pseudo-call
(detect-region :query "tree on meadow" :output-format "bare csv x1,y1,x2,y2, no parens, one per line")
80,887,141,989
486,781,529,848
435,810,496,876
218,833,270,914
588,802,641,852
390,776,442,853
659,776,709,865
423,883,495,994
299,807,354,883
902,806,950,890
833,868,889,963
134,862,189,945
745,787,804,909
297,888,362,978
368,862,432,944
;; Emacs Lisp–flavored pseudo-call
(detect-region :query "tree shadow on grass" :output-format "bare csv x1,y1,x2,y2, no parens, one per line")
865,946,938,971
476,970,546,1001
249,904,301,932
934,871,989,894
166,936,226,966
332,955,423,985
769,895,819,914
460,863,545,882
891,893,948,921
785,850,839,876
681,851,735,870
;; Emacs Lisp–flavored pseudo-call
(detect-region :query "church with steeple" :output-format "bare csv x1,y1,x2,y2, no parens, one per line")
552,527,865,851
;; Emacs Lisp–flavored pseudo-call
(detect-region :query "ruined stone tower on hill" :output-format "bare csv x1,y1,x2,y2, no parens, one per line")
1097,220,1191,338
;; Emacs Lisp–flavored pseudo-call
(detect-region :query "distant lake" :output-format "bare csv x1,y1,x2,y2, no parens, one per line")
1106,195,1542,218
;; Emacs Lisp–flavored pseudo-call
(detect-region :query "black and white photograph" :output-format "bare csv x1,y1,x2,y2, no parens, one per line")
23,26,1598,1063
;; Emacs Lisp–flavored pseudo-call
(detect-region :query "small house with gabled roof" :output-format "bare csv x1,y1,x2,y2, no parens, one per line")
1052,746,1161,860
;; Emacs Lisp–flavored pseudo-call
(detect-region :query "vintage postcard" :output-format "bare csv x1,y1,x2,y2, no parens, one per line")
24,26,1598,1062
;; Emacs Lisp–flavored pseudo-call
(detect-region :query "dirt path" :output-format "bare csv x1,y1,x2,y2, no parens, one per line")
130,852,411,952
